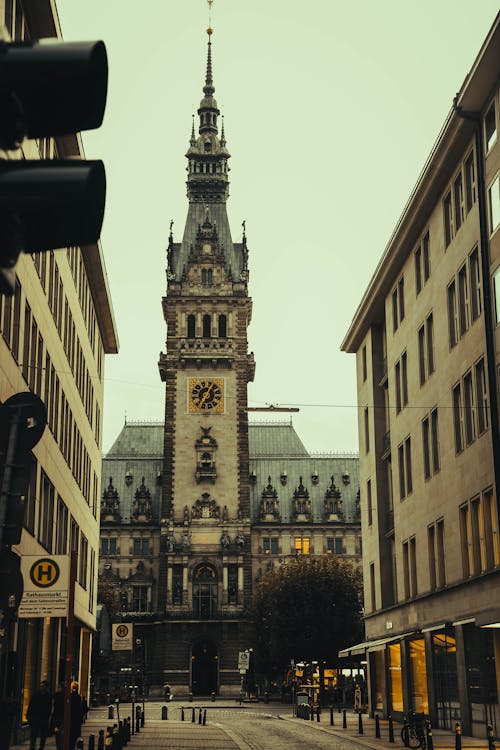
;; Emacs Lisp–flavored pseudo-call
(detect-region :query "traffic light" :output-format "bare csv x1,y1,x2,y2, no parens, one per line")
0,392,47,547
0,40,108,294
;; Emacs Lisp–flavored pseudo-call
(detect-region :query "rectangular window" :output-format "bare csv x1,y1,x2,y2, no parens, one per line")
465,151,476,212
483,489,500,570
431,408,440,473
228,565,238,605
172,565,183,605
464,370,476,445
370,562,376,612
39,472,55,552
470,497,483,574
448,281,458,348
415,245,422,295
402,351,408,406
409,536,417,596
79,534,88,589
132,586,148,612
398,443,406,500
469,247,482,322
458,264,470,336
271,537,279,554
364,407,369,453
392,289,398,332
398,277,405,322
56,498,68,555
444,191,454,247
295,537,310,555
367,479,373,526
427,314,434,376
405,437,412,494
403,540,410,599
436,519,446,588
263,537,271,554
335,537,343,555
460,503,471,578
494,268,500,324
453,172,464,231
475,358,489,434
422,232,430,281
428,524,436,591
453,383,464,453
422,416,431,480
418,325,426,386
362,345,367,382
395,361,401,414
133,539,149,555
485,101,497,153
488,175,500,235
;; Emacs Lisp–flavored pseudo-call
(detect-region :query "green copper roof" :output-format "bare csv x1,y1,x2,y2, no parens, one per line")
248,422,308,457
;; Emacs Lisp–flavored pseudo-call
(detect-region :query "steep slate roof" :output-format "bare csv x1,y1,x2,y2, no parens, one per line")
103,421,359,525
248,422,308,457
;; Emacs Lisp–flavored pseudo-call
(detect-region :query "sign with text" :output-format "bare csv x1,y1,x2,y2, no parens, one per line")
238,650,250,670
18,555,69,618
112,623,134,651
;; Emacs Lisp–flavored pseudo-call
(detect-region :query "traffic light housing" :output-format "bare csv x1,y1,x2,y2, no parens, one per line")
0,40,108,294
0,393,47,547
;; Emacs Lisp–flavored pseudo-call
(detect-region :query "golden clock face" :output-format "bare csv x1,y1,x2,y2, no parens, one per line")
188,378,224,413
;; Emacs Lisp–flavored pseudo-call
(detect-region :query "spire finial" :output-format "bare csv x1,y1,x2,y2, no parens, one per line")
220,114,226,145
190,114,196,145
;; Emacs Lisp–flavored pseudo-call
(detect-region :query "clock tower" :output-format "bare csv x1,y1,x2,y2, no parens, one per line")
157,27,256,695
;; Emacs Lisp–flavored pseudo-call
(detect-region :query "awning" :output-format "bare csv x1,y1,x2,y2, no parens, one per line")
339,631,419,659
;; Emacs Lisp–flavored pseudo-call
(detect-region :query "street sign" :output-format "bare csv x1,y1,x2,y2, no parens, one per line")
112,623,134,651
238,650,250,670
18,555,69,617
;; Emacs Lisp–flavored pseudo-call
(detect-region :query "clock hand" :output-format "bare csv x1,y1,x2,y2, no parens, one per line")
199,383,215,406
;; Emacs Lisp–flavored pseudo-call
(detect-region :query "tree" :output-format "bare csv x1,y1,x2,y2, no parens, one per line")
97,576,120,619
250,556,363,693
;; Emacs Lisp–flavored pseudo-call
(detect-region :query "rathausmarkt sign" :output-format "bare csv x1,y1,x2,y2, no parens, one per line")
18,555,69,618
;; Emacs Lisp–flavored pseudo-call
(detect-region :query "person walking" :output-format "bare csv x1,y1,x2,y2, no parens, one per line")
50,685,64,750
27,681,52,750
69,681,83,750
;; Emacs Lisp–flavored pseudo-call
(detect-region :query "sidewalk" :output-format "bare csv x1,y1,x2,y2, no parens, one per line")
281,708,491,750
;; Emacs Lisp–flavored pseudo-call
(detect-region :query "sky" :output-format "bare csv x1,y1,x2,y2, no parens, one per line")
55,0,499,456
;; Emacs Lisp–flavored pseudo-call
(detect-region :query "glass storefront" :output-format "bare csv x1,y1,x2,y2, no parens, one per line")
371,650,384,712
388,643,403,712
408,638,428,714
432,630,459,729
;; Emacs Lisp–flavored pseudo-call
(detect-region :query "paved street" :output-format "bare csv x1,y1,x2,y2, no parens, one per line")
38,701,490,750
10,700,492,750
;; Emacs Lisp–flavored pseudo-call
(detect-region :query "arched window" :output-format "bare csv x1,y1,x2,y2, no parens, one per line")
218,314,227,338
193,564,218,618
187,314,195,339
203,314,211,338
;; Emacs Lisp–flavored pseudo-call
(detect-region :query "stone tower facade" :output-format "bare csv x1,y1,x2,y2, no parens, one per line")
156,29,255,695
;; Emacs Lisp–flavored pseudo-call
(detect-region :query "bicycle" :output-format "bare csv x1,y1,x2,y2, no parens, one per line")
401,711,427,749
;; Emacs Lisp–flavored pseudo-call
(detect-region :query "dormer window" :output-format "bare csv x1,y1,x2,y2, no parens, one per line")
204,141,211,152
202,269,213,286
203,314,211,338
187,314,196,339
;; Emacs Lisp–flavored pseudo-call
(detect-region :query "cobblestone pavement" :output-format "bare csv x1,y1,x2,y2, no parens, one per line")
11,701,492,750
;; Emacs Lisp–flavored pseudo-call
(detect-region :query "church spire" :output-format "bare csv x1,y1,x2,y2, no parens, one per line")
198,28,219,135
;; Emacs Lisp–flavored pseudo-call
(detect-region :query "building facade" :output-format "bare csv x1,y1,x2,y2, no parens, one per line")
0,0,118,738
341,14,500,738
98,420,360,697
95,27,361,699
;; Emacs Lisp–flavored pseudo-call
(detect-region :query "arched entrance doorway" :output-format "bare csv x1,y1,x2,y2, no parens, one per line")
191,640,218,695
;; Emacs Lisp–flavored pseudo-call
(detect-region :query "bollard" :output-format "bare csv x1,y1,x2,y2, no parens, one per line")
76,739,84,750
358,711,364,735
375,714,380,738
203,709,207,726
97,730,104,750
126,718,131,742
426,719,434,750
89,735,95,750
191,707,195,723
310,704,314,721
388,714,394,743
198,708,202,724
455,722,462,750
488,724,496,750
330,706,334,726
108,706,114,720
141,710,144,728
264,692,269,704
161,705,168,720
316,705,320,723
189,693,193,702
211,692,215,702
343,709,347,729
181,707,185,722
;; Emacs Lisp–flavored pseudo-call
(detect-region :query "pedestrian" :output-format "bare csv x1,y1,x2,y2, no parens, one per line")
27,681,52,750
51,685,64,750
69,681,84,750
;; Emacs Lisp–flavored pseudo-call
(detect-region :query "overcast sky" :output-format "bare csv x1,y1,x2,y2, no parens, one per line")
55,0,499,456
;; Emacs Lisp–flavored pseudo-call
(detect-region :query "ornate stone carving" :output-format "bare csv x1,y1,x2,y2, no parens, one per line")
259,476,280,521
101,477,121,522
195,426,217,483
191,492,220,519
324,476,343,521
291,477,311,521
132,477,153,522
